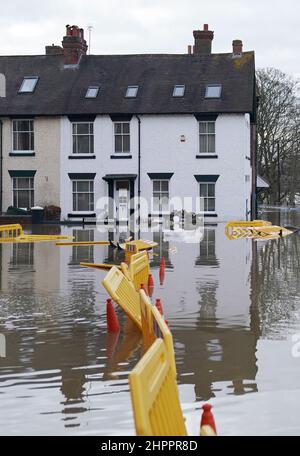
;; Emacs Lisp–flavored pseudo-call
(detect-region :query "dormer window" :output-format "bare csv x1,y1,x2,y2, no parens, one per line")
173,85,185,97
205,84,222,98
85,86,100,98
125,86,138,98
19,77,39,93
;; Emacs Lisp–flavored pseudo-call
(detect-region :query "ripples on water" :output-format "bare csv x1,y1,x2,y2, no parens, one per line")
0,212,300,435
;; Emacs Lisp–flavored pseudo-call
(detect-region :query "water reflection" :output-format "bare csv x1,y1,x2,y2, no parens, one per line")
0,218,300,435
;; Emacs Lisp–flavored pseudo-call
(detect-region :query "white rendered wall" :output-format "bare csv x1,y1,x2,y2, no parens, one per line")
60,113,252,221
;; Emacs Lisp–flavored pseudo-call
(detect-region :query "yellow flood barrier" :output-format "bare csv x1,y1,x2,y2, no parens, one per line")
0,224,73,243
225,220,292,240
56,241,110,246
102,266,142,330
81,262,122,271
129,338,187,436
129,251,150,291
140,290,176,376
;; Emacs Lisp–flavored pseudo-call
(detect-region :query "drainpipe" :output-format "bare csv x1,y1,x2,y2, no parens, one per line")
0,120,3,213
136,115,141,231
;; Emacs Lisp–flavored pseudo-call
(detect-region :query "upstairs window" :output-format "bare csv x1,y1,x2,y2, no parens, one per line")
125,86,138,98
85,86,100,98
173,85,185,97
13,120,34,152
19,77,39,93
205,84,222,98
199,121,215,154
72,123,94,155
114,122,130,153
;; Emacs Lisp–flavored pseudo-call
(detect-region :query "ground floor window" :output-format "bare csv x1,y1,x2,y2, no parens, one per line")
12,177,34,209
199,182,216,212
72,180,94,212
152,179,169,212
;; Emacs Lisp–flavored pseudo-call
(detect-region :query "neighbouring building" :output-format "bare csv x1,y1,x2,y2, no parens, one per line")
0,24,257,222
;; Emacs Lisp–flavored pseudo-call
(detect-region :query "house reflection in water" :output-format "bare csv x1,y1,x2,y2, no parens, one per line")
170,225,259,401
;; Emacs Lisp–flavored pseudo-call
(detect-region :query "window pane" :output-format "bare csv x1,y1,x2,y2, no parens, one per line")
123,135,130,153
29,132,34,150
207,198,215,212
76,123,90,134
161,181,169,192
18,178,31,189
126,86,138,98
199,122,207,134
115,135,122,152
173,85,185,97
153,181,160,192
207,122,215,133
200,184,207,197
153,196,160,211
199,135,207,153
19,77,38,93
13,132,18,150
76,181,90,192
17,190,30,208
77,136,90,154
89,136,94,154
205,85,222,98
208,184,215,197
114,123,121,134
161,196,169,211
122,123,130,134
208,135,215,153
77,193,89,211
18,133,30,150
17,120,31,131
86,87,99,98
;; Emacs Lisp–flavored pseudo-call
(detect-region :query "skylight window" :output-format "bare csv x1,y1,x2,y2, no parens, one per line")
125,86,138,98
173,85,185,97
205,84,222,99
85,86,100,98
19,77,39,93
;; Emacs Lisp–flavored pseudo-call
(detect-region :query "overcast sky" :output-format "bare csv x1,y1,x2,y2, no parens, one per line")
0,0,299,78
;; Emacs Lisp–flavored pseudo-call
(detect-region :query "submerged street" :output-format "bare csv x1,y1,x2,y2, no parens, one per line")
0,210,300,435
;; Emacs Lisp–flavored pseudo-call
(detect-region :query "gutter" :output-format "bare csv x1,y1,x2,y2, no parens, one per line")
0,120,2,213
136,115,141,228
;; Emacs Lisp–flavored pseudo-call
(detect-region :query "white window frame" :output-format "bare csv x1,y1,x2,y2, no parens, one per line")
152,179,170,214
72,122,94,155
12,119,34,153
12,176,34,209
199,182,216,213
198,121,216,155
72,179,95,213
113,121,131,154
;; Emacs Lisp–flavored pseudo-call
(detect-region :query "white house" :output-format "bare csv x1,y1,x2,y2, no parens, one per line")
0,24,257,223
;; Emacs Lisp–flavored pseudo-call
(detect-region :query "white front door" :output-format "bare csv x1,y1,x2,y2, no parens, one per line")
115,181,130,221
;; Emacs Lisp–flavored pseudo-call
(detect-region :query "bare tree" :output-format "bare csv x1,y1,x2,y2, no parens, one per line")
256,68,300,205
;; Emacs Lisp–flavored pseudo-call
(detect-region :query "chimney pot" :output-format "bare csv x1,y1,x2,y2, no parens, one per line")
188,45,192,54
204,24,209,31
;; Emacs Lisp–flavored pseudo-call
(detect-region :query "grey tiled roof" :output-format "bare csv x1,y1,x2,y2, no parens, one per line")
0,52,255,116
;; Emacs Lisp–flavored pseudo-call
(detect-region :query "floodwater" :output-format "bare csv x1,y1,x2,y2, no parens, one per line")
0,211,300,436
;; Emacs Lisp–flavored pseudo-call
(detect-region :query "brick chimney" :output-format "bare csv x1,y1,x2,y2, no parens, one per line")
45,44,63,55
193,24,214,54
232,39,243,57
62,25,88,65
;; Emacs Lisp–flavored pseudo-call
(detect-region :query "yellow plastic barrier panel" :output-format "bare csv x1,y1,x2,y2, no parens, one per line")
129,251,150,291
139,290,177,377
102,266,142,330
225,222,293,241
129,338,187,436
226,220,272,228
0,224,23,240
56,241,110,246
120,262,132,281
139,290,156,351
81,262,122,271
